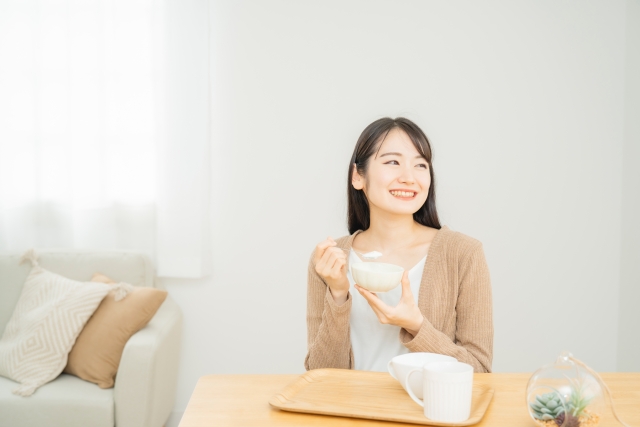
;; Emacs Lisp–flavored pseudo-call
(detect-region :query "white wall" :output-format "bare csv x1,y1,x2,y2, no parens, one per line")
618,0,640,371
162,1,632,424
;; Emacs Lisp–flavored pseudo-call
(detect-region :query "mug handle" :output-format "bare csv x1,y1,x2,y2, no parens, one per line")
387,361,397,380
405,368,424,407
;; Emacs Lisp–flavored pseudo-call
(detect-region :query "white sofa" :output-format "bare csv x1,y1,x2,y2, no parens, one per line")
0,250,182,427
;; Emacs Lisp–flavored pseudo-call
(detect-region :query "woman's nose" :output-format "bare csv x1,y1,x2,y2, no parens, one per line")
398,167,415,184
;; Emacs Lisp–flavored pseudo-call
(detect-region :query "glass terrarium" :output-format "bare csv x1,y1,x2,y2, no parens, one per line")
526,351,604,427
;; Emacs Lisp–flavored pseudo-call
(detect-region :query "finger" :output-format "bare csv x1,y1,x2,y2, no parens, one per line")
368,302,388,323
320,248,346,277
355,285,390,313
315,244,336,274
324,246,346,261
330,256,346,275
400,271,413,300
315,250,329,274
354,286,389,323
324,256,346,279
313,237,336,264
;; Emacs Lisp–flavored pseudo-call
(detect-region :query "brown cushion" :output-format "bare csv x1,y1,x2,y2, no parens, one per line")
63,273,168,388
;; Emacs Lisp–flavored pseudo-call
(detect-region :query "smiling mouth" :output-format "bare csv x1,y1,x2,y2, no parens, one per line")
390,190,417,198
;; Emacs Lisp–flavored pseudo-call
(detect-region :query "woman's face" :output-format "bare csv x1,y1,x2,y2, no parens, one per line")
352,128,431,216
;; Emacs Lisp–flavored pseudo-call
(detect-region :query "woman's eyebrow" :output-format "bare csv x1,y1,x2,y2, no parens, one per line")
379,152,425,159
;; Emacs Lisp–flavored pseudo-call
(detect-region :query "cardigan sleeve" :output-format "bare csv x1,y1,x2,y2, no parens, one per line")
399,242,494,373
304,250,354,370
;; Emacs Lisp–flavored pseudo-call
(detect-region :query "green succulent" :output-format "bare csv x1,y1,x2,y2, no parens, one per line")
566,376,593,417
530,392,565,421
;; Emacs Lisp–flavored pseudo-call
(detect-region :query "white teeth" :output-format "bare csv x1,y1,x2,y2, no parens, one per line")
390,191,415,197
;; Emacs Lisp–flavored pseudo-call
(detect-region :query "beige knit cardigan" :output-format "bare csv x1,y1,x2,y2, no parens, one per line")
305,225,493,373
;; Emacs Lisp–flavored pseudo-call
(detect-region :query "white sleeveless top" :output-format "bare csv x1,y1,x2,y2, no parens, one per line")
348,250,427,371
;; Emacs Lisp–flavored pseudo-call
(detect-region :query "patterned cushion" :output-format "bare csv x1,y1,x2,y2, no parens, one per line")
0,250,111,396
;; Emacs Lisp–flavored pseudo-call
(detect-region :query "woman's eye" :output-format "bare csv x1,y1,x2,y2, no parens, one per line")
416,163,428,169
384,160,399,165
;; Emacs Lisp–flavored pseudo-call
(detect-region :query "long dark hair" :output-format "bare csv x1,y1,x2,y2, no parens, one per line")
347,117,441,234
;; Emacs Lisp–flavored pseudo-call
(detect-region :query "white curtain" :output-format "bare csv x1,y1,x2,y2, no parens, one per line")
0,0,210,278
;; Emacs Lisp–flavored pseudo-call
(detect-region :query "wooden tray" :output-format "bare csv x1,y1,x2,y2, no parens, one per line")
269,369,494,426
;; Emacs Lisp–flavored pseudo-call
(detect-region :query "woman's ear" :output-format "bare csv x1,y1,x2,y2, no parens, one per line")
352,164,364,190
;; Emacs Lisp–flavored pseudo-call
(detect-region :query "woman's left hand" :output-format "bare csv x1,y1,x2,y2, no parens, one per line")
354,271,424,336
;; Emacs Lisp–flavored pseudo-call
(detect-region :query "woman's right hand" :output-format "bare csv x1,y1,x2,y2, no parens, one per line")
314,237,350,305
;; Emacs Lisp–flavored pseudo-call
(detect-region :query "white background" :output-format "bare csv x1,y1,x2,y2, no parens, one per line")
161,1,640,425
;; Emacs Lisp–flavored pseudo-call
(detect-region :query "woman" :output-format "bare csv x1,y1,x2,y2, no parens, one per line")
305,117,493,373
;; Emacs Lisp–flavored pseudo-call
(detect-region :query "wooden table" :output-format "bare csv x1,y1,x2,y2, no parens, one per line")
178,373,640,426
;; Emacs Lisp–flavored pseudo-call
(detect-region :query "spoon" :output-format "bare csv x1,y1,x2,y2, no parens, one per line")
341,248,383,260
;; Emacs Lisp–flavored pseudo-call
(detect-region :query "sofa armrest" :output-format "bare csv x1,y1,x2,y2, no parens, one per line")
114,296,183,427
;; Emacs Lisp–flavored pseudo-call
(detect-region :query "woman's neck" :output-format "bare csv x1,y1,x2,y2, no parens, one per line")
361,208,421,252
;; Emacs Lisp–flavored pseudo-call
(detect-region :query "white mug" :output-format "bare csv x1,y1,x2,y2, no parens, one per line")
387,353,456,399
405,361,474,422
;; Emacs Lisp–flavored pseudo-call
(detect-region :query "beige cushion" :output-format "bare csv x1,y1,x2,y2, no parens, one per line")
64,274,167,388
0,252,111,396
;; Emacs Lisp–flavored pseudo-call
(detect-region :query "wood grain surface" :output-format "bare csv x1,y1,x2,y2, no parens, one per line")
269,369,493,426
178,372,640,427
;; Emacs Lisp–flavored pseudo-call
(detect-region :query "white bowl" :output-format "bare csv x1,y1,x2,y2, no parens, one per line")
351,262,404,292
387,352,458,399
